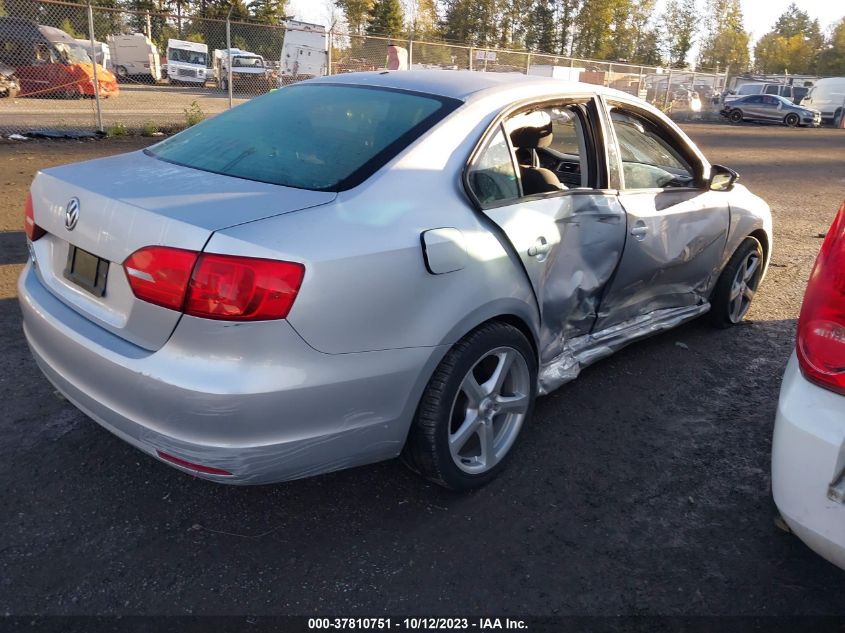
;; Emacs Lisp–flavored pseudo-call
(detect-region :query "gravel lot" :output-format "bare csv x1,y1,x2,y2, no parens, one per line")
0,124,844,617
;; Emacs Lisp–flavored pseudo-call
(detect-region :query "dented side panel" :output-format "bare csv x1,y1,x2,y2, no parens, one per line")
482,192,626,366
592,189,730,332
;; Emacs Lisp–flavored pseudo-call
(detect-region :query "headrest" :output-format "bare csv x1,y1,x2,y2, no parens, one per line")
510,123,553,149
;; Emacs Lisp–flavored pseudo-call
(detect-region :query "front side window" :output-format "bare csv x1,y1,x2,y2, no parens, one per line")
148,84,460,191
467,127,520,206
609,108,694,190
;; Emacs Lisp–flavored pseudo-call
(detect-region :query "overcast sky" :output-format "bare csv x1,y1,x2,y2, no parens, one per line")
285,0,843,43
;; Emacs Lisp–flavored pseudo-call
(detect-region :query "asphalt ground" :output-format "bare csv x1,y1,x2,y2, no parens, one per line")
0,124,844,618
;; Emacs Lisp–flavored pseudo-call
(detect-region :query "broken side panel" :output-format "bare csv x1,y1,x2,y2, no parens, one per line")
592,189,730,333
483,191,626,387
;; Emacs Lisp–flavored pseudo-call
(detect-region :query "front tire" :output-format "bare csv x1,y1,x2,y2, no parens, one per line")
709,237,764,328
784,113,800,127
729,109,743,123
402,322,537,490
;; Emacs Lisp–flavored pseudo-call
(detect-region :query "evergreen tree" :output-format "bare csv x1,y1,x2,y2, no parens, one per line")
525,0,557,53
249,0,288,24
335,0,374,36
366,0,404,36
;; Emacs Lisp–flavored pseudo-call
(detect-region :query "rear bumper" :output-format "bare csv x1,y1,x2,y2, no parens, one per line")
772,353,845,570
19,261,443,484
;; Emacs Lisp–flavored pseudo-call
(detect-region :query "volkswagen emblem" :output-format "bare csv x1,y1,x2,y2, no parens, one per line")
65,198,80,231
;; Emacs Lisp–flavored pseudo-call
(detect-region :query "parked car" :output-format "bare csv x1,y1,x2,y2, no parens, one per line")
19,71,772,489
720,94,821,127
0,17,118,99
772,201,845,571
0,61,20,98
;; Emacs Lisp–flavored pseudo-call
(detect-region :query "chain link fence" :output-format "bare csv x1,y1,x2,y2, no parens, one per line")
0,0,728,138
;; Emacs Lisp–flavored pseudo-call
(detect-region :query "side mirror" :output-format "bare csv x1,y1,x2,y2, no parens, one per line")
709,164,738,192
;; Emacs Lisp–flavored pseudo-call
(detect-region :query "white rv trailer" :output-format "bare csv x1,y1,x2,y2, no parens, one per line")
278,20,327,85
107,33,161,82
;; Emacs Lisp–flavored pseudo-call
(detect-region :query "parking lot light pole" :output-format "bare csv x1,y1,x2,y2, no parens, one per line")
87,3,103,133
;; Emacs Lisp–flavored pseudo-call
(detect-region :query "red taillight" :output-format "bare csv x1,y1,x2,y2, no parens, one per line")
186,254,304,321
796,200,845,394
124,246,198,310
123,247,304,321
24,193,46,241
156,450,233,476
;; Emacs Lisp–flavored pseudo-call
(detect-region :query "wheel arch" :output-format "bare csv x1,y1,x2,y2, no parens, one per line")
748,227,769,267
396,305,540,451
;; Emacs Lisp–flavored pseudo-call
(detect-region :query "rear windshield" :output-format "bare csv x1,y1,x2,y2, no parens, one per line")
146,83,461,191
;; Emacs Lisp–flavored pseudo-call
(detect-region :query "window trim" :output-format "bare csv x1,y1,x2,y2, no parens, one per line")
462,94,611,211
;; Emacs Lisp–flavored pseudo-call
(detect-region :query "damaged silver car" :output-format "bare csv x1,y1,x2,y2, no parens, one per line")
19,71,772,490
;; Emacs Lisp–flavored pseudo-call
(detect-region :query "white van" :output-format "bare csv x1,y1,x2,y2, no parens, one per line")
802,77,845,124
108,34,161,82
167,39,208,85
213,48,270,92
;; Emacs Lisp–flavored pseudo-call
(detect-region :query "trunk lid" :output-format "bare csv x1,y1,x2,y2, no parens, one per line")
30,150,336,351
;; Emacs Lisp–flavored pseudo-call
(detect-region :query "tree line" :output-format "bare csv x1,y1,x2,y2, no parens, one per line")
1,0,844,74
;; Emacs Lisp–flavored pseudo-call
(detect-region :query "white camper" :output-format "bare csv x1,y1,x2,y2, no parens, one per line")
167,38,208,84
107,33,161,82
802,77,845,124
279,20,327,85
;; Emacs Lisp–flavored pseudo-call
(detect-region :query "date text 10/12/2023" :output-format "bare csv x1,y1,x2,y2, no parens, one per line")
307,618,528,630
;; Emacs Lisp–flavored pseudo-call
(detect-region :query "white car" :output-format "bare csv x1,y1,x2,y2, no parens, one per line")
772,200,845,570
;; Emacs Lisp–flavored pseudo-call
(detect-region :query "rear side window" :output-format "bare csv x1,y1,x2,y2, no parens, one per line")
467,127,520,206
147,84,460,191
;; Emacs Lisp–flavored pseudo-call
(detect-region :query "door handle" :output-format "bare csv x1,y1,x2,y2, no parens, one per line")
630,223,648,239
527,237,551,258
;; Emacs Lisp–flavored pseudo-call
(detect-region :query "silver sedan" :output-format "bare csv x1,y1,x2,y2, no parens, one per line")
721,93,822,127
19,71,772,489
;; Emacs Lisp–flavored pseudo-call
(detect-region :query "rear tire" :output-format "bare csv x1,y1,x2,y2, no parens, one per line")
784,113,800,127
115,65,128,81
402,322,537,490
729,109,743,123
709,237,764,328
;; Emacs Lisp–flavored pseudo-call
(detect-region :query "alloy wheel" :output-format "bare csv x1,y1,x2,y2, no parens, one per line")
728,251,761,323
447,346,531,475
